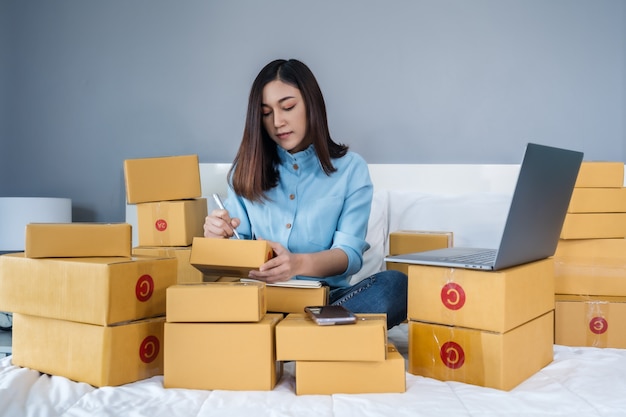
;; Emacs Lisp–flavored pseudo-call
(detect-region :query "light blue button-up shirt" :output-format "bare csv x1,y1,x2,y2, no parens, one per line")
224,145,373,288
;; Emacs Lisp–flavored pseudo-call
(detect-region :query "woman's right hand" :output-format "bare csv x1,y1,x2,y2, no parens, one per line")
203,209,241,239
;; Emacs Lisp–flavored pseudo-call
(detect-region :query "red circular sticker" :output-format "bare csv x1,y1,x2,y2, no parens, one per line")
155,219,167,232
589,317,608,335
440,282,466,310
135,274,154,302
139,335,160,364
440,341,465,369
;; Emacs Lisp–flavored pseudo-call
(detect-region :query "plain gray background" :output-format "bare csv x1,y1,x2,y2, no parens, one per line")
1,0,624,222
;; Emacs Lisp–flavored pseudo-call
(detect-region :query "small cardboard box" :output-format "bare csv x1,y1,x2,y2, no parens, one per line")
408,311,554,391
0,253,176,325
164,314,283,391
124,154,201,204
407,258,554,333
25,223,132,258
295,343,406,395
386,230,453,275
560,213,626,239
554,238,626,259
190,237,274,278
12,314,165,387
132,246,203,283
166,281,266,323
137,198,207,247
555,295,626,348
568,187,626,213
555,257,626,296
574,162,624,188
276,313,387,362
266,285,329,314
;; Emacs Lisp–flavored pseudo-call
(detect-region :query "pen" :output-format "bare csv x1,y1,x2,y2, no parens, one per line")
212,193,241,239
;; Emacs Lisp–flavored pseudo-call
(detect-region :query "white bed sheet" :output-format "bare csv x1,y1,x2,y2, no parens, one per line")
2,323,626,417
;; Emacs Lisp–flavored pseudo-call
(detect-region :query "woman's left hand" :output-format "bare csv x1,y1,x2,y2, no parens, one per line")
248,241,302,283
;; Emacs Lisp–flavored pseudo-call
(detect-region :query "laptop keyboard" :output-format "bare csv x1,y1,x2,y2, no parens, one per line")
446,250,497,265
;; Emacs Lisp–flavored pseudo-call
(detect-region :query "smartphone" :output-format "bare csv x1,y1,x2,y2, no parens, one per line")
304,305,357,326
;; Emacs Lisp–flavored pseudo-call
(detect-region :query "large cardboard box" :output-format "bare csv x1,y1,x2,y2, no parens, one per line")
12,314,165,387
554,257,626,296
266,285,329,314
560,213,626,239
132,246,203,283
554,238,626,259
295,343,406,395
0,253,176,325
386,230,453,275
25,223,132,258
276,313,387,362
190,237,274,278
574,162,624,188
137,198,207,247
555,295,626,348
166,281,266,323
407,259,554,333
164,314,283,391
124,154,201,204
567,187,626,213
408,311,554,391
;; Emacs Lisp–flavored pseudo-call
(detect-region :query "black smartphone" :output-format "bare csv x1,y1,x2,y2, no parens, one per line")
304,305,357,326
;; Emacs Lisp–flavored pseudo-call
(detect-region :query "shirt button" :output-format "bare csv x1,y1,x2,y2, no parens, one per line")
293,164,299,170
289,194,295,200
286,223,292,229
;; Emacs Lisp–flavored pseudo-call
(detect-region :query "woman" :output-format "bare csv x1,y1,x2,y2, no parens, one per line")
204,59,407,329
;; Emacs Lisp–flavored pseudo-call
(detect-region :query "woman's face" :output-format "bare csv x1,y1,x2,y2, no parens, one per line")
261,80,310,154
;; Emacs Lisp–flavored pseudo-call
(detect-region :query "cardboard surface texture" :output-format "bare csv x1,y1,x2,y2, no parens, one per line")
386,230,453,275
574,162,624,188
25,223,132,258
190,237,274,278
124,154,201,204
266,285,329,314
568,187,626,213
12,314,165,387
560,213,626,239
554,238,626,259
555,257,626,296
136,198,207,247
132,246,203,283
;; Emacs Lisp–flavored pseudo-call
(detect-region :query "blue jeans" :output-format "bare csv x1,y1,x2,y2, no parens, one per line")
329,269,407,329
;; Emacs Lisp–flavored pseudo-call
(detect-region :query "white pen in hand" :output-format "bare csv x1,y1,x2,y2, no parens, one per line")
212,193,241,239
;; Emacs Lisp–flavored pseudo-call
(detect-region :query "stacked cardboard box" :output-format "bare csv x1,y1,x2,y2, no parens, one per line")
405,259,555,391
125,155,207,283
554,161,626,348
275,312,405,395
164,281,283,390
385,230,453,275
0,223,176,387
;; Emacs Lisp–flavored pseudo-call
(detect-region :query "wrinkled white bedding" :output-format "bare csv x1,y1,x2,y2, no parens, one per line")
2,323,626,417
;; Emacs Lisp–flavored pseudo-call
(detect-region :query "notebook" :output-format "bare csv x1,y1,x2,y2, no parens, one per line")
384,143,583,271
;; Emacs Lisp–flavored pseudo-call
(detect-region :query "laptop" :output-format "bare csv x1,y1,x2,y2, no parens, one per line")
384,143,583,271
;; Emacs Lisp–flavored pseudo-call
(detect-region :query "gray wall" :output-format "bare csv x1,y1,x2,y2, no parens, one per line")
2,0,625,222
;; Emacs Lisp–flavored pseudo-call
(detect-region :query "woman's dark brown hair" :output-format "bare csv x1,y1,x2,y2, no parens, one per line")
229,59,348,202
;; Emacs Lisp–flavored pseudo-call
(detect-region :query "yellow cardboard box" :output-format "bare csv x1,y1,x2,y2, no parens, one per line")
555,238,626,259
407,259,554,333
386,230,453,275
555,294,626,348
166,281,266,323
164,314,283,391
295,343,406,395
408,311,554,391
137,198,207,247
190,237,274,278
276,313,387,362
25,223,132,258
568,187,626,213
124,154,201,204
266,285,329,314
132,246,203,283
12,314,165,387
574,162,624,188
555,257,626,296
560,213,626,239
0,253,176,325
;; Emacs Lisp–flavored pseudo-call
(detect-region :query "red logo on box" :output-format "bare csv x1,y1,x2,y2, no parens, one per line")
440,341,465,369
155,219,167,232
589,317,608,335
135,274,154,302
441,282,466,310
139,335,160,363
